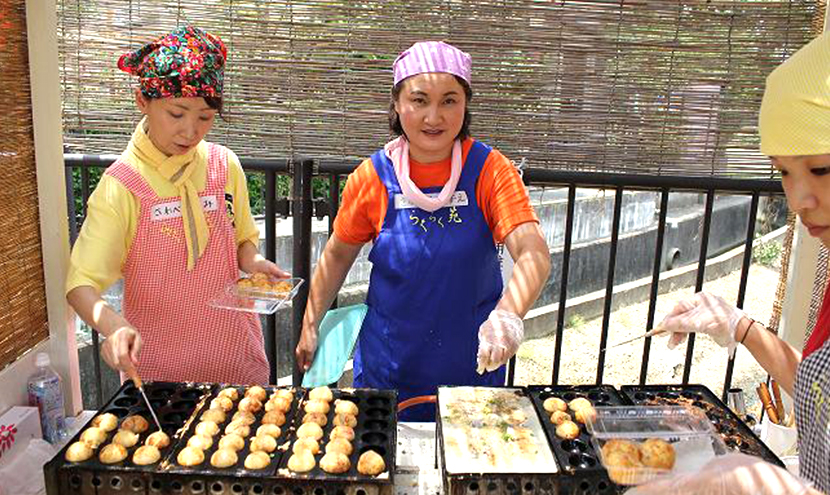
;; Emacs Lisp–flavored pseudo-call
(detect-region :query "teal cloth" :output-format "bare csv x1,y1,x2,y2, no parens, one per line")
301,304,368,387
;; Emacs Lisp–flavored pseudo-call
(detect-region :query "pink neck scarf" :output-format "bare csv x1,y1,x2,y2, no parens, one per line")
384,136,463,213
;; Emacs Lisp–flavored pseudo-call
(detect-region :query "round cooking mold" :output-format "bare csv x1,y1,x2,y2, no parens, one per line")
367,397,390,408
568,453,596,469
359,445,387,456
560,439,588,453
365,408,389,419
364,420,388,431
562,392,577,401
114,397,139,407
106,407,130,418
361,431,388,444
171,400,196,411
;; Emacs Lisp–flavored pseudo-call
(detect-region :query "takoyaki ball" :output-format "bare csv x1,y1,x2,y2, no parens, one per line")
201,408,226,424
330,425,355,441
121,415,149,434
245,385,268,402
112,429,139,448
639,439,676,470
64,441,93,462
257,424,282,438
210,448,238,468
231,411,256,425
309,386,333,402
250,434,277,454
550,411,571,426
333,413,358,428
574,405,597,425
543,397,568,413
555,420,580,440
272,388,294,402
304,399,330,414
218,433,245,452
325,437,353,456
334,400,359,416
224,421,251,438
99,443,128,464
262,410,286,426
601,439,642,462
288,451,316,473
266,397,292,413
211,396,234,412
604,450,643,485
296,422,324,440
218,387,239,401
568,397,592,413
195,421,220,437
80,427,107,448
303,412,328,427
238,397,262,414
146,431,170,449
132,445,161,466
292,437,320,455
187,434,214,451
319,451,351,474
244,451,271,470
91,412,118,432
177,446,205,467
357,450,386,476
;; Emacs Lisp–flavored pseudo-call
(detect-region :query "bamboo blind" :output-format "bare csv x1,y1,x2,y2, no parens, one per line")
58,0,823,179
0,1,50,371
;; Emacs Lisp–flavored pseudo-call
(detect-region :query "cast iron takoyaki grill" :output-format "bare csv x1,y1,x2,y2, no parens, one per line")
620,384,783,468
44,382,397,495
526,385,627,495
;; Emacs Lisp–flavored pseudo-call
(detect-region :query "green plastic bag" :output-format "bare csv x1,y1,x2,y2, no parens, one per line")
301,304,368,387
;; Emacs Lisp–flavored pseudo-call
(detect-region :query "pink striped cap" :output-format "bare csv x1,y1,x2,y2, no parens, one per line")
392,41,472,86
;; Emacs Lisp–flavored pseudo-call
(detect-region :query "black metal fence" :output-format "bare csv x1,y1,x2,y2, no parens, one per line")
65,155,784,408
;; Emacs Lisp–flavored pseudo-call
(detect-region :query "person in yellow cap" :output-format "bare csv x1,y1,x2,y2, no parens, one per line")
66,26,287,385
628,32,830,495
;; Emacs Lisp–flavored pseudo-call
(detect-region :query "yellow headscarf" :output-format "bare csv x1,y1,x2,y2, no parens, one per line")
759,32,830,156
127,118,210,271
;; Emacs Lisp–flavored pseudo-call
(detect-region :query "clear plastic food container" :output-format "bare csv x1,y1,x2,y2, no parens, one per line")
208,276,304,315
586,406,728,485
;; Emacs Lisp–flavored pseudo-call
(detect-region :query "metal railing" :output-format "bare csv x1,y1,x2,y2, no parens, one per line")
65,154,784,408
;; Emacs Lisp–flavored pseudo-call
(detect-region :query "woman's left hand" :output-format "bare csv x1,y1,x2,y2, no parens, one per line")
625,453,815,495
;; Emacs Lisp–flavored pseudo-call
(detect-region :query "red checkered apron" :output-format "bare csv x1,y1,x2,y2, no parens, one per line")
106,143,270,385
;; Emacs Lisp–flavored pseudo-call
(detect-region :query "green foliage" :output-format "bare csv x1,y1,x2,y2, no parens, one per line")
752,241,781,268
565,313,586,330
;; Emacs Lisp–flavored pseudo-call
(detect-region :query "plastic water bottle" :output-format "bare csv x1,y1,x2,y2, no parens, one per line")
27,352,66,443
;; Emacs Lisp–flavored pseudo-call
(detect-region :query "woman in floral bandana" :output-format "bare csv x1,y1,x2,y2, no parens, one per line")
66,26,287,385
295,41,551,421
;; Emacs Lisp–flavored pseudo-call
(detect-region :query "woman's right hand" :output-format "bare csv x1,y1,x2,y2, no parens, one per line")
658,291,745,355
101,326,143,374
295,325,319,372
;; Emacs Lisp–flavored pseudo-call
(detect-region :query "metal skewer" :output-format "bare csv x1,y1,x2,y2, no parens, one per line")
600,326,668,352
128,369,163,432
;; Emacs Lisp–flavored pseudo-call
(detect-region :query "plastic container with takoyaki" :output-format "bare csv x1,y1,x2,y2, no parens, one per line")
208,275,304,314
587,406,728,485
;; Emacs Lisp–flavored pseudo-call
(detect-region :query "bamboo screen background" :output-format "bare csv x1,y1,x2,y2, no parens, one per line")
0,1,50,371
57,0,823,179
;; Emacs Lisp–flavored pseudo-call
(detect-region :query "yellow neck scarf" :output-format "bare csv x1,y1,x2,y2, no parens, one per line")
127,118,209,271
760,32,830,156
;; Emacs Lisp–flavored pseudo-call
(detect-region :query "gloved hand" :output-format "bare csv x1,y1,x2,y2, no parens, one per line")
658,291,745,357
625,453,814,495
476,309,524,374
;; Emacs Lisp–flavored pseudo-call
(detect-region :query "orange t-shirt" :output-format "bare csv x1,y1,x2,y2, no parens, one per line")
334,138,538,245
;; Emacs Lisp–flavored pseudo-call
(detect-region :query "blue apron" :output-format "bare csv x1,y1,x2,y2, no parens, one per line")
353,140,505,421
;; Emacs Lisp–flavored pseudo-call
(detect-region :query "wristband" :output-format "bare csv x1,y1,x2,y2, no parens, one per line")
739,317,756,345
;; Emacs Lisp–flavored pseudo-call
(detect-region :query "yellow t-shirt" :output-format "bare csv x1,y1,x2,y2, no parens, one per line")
66,124,260,295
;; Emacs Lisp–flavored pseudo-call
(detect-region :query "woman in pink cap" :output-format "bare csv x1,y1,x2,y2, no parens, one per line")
67,26,287,386
296,41,551,420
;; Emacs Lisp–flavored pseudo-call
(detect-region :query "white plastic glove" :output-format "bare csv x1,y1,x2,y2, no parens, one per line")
476,309,524,374
658,291,744,358
625,453,814,495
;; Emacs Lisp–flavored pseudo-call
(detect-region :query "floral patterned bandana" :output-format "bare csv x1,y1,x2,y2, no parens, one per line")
118,25,226,99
